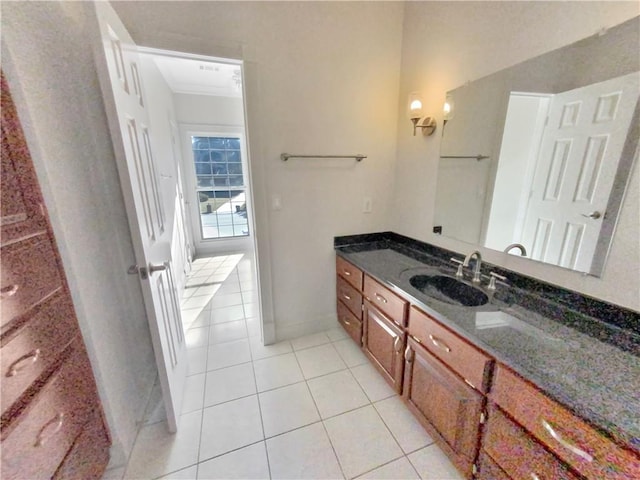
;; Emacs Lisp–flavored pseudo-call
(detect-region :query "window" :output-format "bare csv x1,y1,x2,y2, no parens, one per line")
191,136,249,239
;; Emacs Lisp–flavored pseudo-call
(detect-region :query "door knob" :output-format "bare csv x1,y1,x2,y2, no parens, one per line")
149,262,168,275
127,264,148,280
581,211,602,219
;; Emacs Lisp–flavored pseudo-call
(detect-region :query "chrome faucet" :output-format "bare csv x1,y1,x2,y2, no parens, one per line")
504,243,527,256
462,250,482,283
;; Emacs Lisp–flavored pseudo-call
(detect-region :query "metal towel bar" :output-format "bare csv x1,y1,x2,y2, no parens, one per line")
281,153,366,162
440,155,489,161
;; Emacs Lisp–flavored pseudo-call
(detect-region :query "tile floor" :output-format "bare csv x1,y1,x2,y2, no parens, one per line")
109,253,463,480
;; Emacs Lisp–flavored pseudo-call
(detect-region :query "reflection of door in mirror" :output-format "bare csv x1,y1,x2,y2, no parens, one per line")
490,72,639,271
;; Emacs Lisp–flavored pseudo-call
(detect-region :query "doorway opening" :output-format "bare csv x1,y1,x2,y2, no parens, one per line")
135,47,264,405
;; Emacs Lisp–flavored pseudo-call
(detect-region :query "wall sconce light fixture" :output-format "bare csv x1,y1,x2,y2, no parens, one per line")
408,92,436,136
443,94,455,124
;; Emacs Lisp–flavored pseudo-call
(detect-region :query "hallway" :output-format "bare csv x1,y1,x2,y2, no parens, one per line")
107,253,462,480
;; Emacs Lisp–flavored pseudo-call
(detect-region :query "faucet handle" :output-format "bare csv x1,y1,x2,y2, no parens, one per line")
450,258,464,278
487,271,507,290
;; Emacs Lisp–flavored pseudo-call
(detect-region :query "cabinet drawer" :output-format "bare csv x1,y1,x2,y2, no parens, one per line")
337,300,362,346
1,341,97,480
336,276,362,319
408,306,492,392
363,275,407,327
1,235,62,331
490,364,640,480
53,409,110,480
1,293,77,414
484,403,580,480
336,256,363,291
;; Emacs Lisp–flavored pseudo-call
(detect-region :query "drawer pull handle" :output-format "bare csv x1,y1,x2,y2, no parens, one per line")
342,318,352,326
343,270,351,276
35,412,65,447
7,349,41,377
343,294,352,301
0,284,19,298
393,336,402,353
531,474,540,480
541,419,593,462
428,334,451,352
374,293,388,304
404,345,414,363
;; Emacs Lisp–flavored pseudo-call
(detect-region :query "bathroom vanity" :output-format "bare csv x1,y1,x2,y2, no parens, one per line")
335,232,639,480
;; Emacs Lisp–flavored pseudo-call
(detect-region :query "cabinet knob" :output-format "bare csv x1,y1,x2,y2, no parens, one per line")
541,419,593,462
393,336,402,353
404,345,414,363
374,293,388,304
429,334,451,353
35,412,65,447
7,349,41,377
0,284,19,298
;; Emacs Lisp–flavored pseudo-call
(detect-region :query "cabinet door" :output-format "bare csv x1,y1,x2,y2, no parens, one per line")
403,337,483,478
362,302,405,392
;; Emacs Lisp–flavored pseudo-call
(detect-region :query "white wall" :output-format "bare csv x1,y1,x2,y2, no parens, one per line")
392,2,640,311
1,1,157,466
174,93,244,126
112,1,406,339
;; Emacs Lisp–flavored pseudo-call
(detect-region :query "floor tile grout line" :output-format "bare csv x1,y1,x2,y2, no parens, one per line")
370,397,420,459
302,376,348,479
249,344,272,479
351,452,412,480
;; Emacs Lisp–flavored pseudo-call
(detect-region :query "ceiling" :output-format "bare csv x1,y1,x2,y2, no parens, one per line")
151,55,242,98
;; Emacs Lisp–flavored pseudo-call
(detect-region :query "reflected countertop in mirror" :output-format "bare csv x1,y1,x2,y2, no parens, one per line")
434,16,640,277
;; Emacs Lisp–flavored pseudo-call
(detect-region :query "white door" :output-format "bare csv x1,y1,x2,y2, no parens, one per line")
92,2,187,432
519,72,639,271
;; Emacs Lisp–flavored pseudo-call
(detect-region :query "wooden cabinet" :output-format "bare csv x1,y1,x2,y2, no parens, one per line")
335,253,639,480
1,73,110,479
336,256,363,290
337,299,362,346
363,275,407,327
336,276,362,318
335,257,364,345
483,402,580,480
403,337,484,478
490,364,640,480
476,450,510,480
362,301,405,392
408,306,492,393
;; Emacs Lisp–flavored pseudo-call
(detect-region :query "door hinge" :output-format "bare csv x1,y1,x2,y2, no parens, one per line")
472,464,478,475
480,411,486,424
361,303,364,312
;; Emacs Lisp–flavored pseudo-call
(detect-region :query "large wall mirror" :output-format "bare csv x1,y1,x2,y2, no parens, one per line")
434,16,639,277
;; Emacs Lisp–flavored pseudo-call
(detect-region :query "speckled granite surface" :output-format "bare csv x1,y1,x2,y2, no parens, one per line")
335,232,640,453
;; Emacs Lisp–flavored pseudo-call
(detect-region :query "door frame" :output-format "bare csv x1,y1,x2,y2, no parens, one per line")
127,45,276,345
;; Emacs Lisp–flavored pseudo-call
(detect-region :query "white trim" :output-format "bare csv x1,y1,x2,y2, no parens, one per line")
179,125,253,250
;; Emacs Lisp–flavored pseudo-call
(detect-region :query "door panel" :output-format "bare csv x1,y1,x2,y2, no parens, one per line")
403,338,483,476
363,302,404,392
520,72,639,271
92,2,187,431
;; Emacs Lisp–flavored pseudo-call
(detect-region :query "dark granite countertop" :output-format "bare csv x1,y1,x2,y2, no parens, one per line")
334,232,640,454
